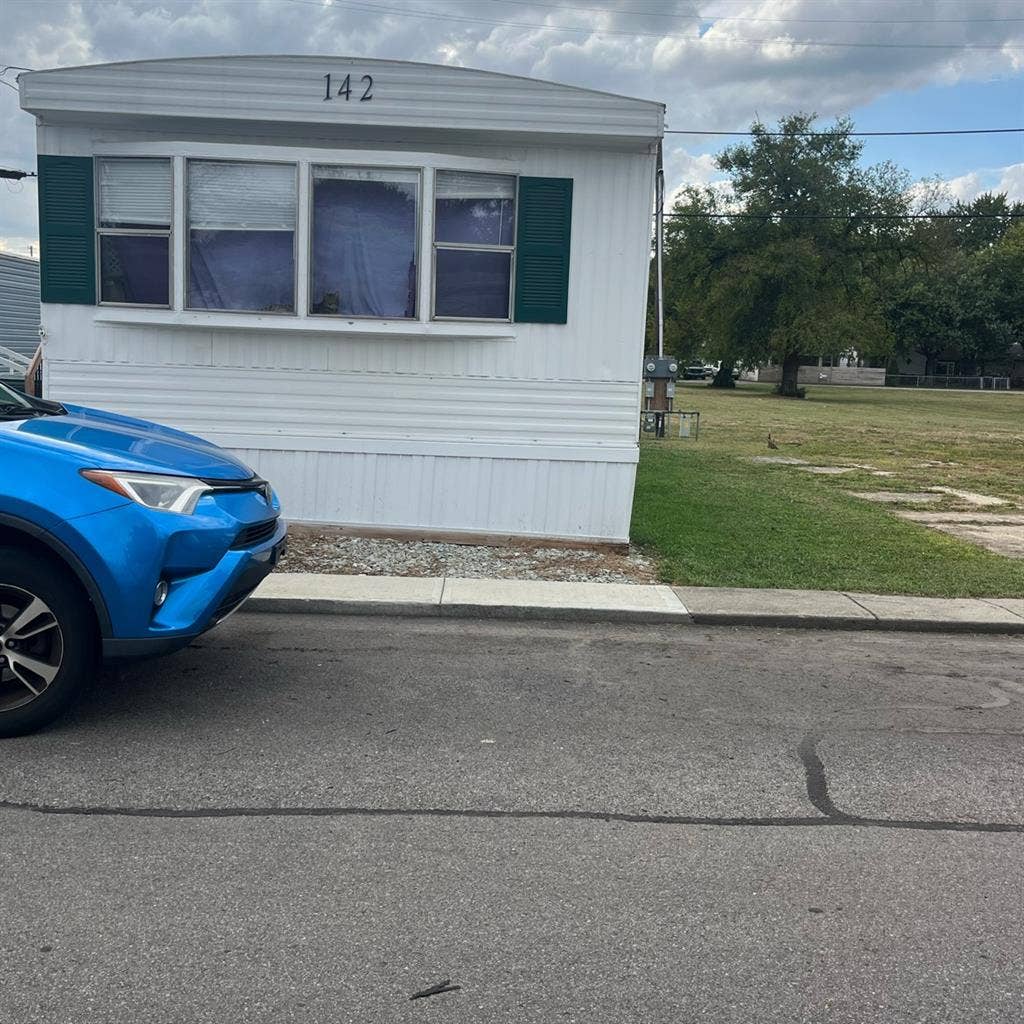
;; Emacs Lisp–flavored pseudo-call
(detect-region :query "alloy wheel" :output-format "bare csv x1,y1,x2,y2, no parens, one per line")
0,585,64,713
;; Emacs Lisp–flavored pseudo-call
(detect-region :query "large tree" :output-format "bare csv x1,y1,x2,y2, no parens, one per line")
886,194,1024,376
663,114,912,396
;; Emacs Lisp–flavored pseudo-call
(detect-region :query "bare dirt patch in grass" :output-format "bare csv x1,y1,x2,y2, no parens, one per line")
895,512,1024,559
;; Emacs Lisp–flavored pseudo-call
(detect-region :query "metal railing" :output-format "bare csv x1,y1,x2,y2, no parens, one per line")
0,344,31,376
885,374,1010,391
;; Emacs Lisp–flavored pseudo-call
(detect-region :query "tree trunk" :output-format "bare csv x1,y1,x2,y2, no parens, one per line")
710,362,736,388
776,351,804,398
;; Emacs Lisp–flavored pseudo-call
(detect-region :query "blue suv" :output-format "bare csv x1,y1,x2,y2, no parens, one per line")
0,380,286,736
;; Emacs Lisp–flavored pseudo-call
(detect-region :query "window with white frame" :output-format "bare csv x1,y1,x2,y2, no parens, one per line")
97,157,172,306
433,171,516,320
187,160,297,313
311,166,419,319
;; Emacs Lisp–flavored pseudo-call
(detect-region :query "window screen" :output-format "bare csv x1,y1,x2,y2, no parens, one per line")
98,158,172,229
433,171,515,319
187,161,296,313
96,157,171,306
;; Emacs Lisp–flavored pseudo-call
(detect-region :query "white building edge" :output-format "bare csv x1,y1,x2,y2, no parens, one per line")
20,56,663,544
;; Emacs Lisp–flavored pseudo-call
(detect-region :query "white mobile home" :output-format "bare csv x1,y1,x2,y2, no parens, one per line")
18,56,663,543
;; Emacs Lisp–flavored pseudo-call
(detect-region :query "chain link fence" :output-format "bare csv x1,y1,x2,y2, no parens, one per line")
885,374,1010,391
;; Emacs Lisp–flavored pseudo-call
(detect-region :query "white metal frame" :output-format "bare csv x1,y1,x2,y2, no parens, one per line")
431,171,518,324
89,142,524,328
94,155,174,310
184,157,300,317
306,164,423,322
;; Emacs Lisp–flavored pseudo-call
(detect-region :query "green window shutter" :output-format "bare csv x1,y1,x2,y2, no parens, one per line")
514,176,572,324
38,155,96,305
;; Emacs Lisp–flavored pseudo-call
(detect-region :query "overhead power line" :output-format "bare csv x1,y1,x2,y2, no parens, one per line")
281,0,1024,49
483,0,1024,26
665,128,1024,137
663,212,1024,221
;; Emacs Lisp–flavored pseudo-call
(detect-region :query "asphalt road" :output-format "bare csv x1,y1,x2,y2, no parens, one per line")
1,614,1023,1023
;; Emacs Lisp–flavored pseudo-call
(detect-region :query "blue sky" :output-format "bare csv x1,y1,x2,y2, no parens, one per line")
1,0,1022,254
853,77,1023,183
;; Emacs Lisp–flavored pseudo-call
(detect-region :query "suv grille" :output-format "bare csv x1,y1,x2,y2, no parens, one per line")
231,519,278,550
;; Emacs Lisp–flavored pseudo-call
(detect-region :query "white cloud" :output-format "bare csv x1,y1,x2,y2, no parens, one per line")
914,162,1024,207
1,0,1022,252
663,147,732,206
945,170,987,203
996,163,1024,202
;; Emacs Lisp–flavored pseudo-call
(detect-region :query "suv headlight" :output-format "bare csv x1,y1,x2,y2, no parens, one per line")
80,469,210,515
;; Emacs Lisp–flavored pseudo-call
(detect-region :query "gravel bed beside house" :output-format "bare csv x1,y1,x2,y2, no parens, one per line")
279,528,658,583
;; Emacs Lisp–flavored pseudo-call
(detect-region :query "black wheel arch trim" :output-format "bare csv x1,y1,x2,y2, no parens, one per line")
0,512,113,637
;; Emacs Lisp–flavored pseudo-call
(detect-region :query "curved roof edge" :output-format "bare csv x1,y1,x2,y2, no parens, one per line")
22,54,665,111
19,55,664,142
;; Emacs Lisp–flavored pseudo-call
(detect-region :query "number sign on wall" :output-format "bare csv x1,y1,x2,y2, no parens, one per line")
323,73,373,102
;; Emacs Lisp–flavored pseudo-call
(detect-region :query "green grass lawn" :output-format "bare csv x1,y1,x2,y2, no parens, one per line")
630,383,1024,597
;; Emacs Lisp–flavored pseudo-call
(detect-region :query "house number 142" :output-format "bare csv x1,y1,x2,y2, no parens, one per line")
323,73,373,102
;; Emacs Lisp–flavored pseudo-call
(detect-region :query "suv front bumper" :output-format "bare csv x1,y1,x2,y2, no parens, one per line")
101,528,286,661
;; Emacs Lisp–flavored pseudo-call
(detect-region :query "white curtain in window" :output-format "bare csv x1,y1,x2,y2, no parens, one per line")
311,166,418,318
98,158,171,227
435,171,515,200
189,161,296,231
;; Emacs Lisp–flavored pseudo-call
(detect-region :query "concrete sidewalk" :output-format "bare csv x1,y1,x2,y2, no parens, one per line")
247,573,1024,634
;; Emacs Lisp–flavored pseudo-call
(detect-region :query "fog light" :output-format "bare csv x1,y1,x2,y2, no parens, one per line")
154,580,169,607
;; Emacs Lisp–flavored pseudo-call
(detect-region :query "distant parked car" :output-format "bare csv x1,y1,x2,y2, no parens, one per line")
683,365,710,380
0,381,286,736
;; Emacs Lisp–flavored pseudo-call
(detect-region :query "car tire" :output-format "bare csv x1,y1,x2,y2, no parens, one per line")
0,547,97,738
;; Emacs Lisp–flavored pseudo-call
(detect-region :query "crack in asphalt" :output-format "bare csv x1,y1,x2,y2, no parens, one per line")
1,734,1021,834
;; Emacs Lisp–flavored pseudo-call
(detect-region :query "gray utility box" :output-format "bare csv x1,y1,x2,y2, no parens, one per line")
642,356,679,380
641,355,681,437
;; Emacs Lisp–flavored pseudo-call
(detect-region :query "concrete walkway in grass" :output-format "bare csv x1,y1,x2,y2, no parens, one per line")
248,573,1024,634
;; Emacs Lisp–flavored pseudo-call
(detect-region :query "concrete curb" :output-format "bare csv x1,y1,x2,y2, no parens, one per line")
245,574,1024,634
672,587,1024,635
679,611,1024,634
245,597,444,618
248,574,691,625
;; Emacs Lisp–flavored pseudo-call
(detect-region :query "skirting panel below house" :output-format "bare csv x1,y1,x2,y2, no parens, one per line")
232,448,637,543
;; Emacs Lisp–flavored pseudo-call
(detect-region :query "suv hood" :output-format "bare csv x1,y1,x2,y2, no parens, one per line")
3,403,254,481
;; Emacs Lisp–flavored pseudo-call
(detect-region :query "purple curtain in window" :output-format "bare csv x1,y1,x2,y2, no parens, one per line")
311,177,417,318
434,249,511,319
99,235,169,305
188,230,295,313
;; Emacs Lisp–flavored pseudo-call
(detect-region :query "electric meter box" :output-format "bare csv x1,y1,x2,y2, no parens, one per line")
642,356,679,380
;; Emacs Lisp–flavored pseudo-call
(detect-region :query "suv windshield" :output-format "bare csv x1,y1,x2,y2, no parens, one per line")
0,381,66,419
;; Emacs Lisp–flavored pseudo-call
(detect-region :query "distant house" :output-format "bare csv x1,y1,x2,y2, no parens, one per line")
756,353,887,387
889,346,1022,390
0,252,40,389
755,346,1021,389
